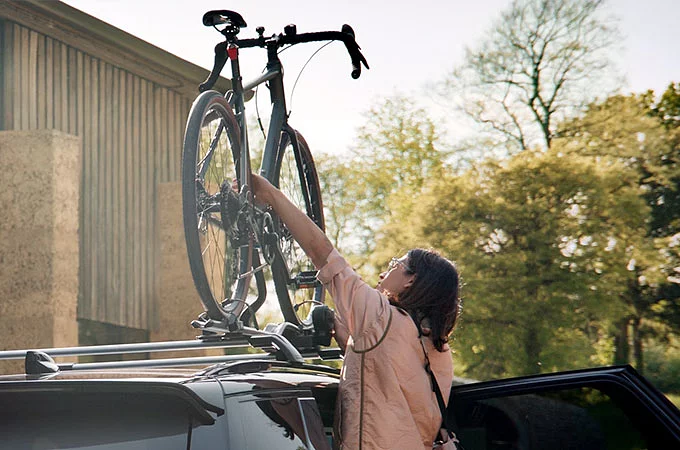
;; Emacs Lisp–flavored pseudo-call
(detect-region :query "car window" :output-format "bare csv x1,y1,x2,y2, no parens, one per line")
227,393,331,450
0,391,223,449
299,397,333,449
452,386,653,450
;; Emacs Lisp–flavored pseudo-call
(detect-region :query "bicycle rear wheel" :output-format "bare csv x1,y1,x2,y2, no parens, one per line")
182,90,253,326
270,127,325,327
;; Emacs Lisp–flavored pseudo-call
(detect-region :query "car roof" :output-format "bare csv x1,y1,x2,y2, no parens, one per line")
0,358,341,422
0,359,340,389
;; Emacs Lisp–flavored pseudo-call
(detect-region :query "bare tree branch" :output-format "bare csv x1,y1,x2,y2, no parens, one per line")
443,0,621,152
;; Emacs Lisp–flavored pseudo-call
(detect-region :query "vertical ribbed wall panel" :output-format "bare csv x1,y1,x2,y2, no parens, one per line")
0,21,191,330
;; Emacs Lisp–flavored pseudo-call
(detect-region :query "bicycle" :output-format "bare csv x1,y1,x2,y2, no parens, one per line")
182,10,368,338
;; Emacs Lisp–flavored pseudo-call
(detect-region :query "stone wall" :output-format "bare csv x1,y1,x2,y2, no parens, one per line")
0,130,80,374
0,134,218,373
151,182,213,357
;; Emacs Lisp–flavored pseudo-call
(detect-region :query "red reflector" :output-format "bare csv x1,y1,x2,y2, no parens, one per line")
227,47,238,60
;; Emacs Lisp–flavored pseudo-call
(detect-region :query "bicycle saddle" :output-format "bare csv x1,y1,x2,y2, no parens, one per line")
203,10,247,28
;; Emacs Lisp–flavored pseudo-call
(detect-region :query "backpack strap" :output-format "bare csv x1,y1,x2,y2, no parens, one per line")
413,315,460,447
418,336,453,439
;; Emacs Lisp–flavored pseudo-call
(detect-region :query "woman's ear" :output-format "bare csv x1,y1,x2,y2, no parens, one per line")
403,274,416,289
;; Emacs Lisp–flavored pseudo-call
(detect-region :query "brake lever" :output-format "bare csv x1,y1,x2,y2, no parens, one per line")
341,24,369,79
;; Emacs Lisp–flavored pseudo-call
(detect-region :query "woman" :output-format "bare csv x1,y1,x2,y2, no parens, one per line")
252,174,461,450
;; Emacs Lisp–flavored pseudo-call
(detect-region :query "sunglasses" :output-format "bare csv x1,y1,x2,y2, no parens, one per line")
388,257,408,271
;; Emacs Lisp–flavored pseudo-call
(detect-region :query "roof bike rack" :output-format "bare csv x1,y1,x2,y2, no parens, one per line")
191,303,337,355
0,321,342,376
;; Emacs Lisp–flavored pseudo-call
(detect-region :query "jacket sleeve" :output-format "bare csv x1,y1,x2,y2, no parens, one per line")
317,249,391,351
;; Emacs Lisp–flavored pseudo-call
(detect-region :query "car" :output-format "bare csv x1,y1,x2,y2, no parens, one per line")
0,330,341,450
449,365,680,450
1,328,679,449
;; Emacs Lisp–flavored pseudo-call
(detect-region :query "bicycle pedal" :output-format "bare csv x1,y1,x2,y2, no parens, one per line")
290,270,320,289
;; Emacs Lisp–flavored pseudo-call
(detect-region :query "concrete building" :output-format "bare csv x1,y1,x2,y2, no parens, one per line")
0,0,230,372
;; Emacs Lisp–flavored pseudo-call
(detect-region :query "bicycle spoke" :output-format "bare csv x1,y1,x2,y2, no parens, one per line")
197,121,226,179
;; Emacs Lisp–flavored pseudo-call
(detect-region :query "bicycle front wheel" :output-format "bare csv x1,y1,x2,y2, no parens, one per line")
270,127,325,327
182,90,253,325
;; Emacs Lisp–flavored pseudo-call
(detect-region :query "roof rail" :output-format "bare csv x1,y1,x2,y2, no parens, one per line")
0,322,342,376
0,334,253,361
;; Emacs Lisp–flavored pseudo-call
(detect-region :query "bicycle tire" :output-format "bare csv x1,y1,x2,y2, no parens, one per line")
182,90,253,325
269,127,326,327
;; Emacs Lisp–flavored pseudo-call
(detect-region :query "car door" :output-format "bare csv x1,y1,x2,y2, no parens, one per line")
224,387,331,450
448,365,680,450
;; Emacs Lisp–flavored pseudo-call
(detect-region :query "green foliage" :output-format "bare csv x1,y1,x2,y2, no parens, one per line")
305,0,678,389
316,95,450,277
558,93,680,369
652,82,680,130
644,335,680,393
394,147,649,378
320,94,677,378
559,94,678,196
667,394,680,408
314,153,359,254
647,84,680,240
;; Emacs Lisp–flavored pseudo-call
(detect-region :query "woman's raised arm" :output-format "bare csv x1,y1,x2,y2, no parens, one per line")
251,174,334,269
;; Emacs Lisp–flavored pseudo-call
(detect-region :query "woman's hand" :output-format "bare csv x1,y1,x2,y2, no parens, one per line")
250,173,277,206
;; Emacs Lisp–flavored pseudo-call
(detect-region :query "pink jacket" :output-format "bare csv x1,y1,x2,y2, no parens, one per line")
318,250,454,450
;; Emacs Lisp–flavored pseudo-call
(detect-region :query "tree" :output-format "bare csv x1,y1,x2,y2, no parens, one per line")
559,92,680,372
394,147,647,379
648,83,680,238
317,95,449,275
649,83,680,346
441,0,620,152
652,82,680,130
314,153,359,254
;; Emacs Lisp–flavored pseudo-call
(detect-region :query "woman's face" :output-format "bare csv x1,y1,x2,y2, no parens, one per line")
376,254,415,299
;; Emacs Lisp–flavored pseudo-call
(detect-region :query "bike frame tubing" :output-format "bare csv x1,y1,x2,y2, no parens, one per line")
228,41,290,185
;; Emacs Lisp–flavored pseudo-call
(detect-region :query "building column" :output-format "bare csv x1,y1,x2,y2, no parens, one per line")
0,130,80,374
152,182,207,355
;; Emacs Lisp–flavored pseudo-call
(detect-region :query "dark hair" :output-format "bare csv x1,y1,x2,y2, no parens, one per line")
398,248,461,352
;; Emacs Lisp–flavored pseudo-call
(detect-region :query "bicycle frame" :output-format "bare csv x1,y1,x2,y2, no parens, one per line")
214,40,300,291
228,41,291,186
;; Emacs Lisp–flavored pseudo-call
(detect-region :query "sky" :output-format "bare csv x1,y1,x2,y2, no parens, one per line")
61,0,680,157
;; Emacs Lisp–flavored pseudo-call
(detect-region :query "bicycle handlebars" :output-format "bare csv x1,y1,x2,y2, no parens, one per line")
198,12,369,93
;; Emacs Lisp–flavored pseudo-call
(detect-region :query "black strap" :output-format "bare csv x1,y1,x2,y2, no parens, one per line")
413,316,463,449
419,337,452,438
412,315,453,441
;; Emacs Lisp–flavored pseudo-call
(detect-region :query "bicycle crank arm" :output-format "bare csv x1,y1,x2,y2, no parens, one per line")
237,260,268,280
237,231,283,280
